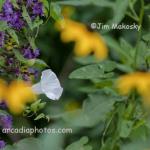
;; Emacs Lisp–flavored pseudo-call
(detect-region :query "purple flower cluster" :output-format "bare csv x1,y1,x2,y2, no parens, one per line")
26,0,44,19
0,0,25,30
17,0,44,19
0,140,5,149
22,68,39,81
0,0,44,30
0,32,5,48
0,115,12,129
22,46,40,59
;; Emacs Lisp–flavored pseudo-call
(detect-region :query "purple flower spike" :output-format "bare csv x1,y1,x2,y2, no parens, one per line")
0,140,5,149
0,115,13,129
33,48,40,57
32,2,43,16
3,0,13,15
22,46,40,59
28,68,39,79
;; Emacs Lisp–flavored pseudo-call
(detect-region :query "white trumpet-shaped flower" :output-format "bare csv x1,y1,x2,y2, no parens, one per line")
32,69,63,100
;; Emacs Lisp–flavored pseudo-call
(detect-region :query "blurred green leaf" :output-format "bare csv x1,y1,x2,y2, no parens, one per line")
62,90,122,127
7,28,19,45
4,138,43,150
119,120,133,138
22,5,33,30
34,59,49,68
66,136,92,150
50,3,63,21
69,60,116,79
143,34,150,42
0,1,5,11
121,138,150,150
56,0,114,7
75,56,101,65
135,41,148,69
104,0,129,33
0,21,8,31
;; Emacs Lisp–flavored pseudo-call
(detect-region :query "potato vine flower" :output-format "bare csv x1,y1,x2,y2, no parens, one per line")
32,69,63,100
117,72,150,104
56,19,108,60
0,80,36,114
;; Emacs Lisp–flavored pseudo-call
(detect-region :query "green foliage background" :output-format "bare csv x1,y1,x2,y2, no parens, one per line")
1,0,150,149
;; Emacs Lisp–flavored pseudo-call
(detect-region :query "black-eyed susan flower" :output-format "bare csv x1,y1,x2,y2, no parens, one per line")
61,6,75,18
55,19,108,60
0,80,36,114
117,72,150,105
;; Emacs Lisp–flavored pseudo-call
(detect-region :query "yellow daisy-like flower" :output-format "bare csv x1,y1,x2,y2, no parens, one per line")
55,19,108,60
0,80,36,114
61,6,75,18
117,72,150,105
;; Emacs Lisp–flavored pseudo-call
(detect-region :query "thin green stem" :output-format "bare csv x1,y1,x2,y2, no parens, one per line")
134,0,145,69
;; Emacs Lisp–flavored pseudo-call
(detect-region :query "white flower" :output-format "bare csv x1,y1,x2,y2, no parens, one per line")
32,69,63,100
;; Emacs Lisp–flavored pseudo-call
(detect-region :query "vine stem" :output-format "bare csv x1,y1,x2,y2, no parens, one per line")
101,111,115,146
134,0,145,69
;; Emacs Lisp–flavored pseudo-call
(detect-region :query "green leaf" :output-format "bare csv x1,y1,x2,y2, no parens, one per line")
39,123,65,150
56,0,114,7
43,0,50,17
22,5,33,30
0,21,8,31
62,90,122,127
11,0,19,8
30,100,46,113
75,56,101,65
65,137,92,150
0,1,5,11
0,56,5,67
69,61,116,79
50,3,63,21
4,138,44,150
104,0,129,33
121,138,150,150
119,120,133,138
34,113,46,120
143,33,150,42
7,28,19,45
135,41,148,69
34,59,49,68
14,50,37,66
104,36,133,64
32,19,43,29
13,50,27,64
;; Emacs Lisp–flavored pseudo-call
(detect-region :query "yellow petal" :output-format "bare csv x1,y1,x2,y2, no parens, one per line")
5,80,36,114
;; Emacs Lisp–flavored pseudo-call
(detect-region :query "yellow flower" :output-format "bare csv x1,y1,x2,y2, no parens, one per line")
117,72,150,105
61,6,75,18
0,80,36,114
55,19,108,60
